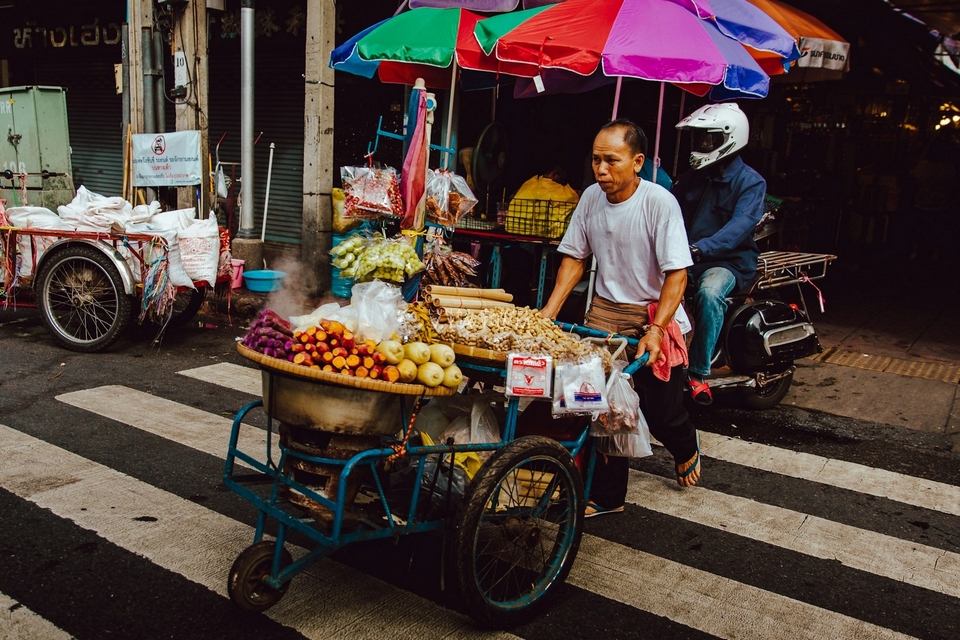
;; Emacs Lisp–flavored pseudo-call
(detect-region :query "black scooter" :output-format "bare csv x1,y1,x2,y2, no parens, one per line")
689,250,836,410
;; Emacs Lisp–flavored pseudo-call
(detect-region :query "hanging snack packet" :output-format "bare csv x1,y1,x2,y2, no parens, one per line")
425,169,478,228
341,166,404,218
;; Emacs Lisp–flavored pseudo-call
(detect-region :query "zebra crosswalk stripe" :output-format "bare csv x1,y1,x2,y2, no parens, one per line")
0,590,74,640
625,470,960,598
53,385,923,639
0,424,515,640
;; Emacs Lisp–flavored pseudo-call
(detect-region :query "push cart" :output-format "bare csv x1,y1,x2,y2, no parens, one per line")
225,326,646,628
0,226,215,351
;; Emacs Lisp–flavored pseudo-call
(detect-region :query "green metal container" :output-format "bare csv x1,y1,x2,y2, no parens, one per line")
0,85,75,211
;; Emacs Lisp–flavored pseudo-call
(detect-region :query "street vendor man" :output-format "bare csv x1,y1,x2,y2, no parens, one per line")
539,119,701,516
672,103,766,405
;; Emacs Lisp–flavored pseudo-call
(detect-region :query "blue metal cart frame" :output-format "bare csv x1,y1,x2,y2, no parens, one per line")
223,322,645,627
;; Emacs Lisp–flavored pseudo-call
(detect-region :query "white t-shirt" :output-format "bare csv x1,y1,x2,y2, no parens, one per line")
558,180,693,330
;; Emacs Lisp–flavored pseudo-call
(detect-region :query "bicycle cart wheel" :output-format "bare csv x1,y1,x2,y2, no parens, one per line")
454,436,584,628
166,286,206,327
36,245,132,352
228,541,294,613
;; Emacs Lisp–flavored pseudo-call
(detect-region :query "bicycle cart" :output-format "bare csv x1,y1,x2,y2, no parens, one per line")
0,226,216,351
226,326,645,627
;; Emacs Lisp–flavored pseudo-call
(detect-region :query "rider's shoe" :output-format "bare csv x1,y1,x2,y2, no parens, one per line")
686,375,713,405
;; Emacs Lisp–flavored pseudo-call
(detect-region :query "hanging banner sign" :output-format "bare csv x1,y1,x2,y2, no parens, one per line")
797,37,850,72
132,130,202,186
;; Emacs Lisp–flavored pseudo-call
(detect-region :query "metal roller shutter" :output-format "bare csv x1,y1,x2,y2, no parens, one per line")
208,28,305,245
26,59,123,198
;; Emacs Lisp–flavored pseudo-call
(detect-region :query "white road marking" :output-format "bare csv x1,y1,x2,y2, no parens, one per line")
0,425,513,640
178,362,261,396
0,591,74,640
572,536,915,640
698,432,960,517
56,385,274,464
626,470,960,598
185,362,960,518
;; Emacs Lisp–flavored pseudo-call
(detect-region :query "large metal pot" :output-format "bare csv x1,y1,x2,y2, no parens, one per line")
261,369,405,436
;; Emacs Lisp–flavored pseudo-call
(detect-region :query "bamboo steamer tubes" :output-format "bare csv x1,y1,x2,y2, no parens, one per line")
429,295,514,310
423,285,514,302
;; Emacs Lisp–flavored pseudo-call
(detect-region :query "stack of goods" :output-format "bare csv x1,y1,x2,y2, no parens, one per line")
330,232,425,284
239,309,463,389
435,306,611,367
421,240,481,287
422,286,514,312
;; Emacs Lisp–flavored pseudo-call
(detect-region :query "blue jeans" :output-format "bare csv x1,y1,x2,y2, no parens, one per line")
688,267,737,377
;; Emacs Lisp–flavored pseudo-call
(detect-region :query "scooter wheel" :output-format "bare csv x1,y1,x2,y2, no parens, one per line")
739,373,792,410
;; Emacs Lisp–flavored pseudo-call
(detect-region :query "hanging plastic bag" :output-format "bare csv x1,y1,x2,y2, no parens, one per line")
425,169,478,228
553,354,609,415
595,426,653,459
350,280,406,344
591,360,641,436
340,165,404,218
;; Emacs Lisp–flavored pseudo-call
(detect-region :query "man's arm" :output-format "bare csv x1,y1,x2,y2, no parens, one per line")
637,268,687,365
539,256,586,319
694,181,765,256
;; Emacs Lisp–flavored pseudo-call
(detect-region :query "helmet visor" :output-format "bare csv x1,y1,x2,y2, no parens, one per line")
691,129,726,154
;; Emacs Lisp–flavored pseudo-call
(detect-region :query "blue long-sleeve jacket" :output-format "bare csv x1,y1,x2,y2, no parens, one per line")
672,156,766,290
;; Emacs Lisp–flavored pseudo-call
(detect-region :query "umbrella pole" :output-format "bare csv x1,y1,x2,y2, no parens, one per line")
611,76,623,120
672,90,686,177
443,59,457,170
652,82,665,183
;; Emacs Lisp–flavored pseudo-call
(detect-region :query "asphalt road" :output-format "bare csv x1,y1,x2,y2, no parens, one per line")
1,307,959,640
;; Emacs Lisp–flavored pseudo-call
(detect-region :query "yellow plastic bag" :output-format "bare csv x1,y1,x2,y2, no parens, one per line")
420,431,484,481
505,176,579,238
331,188,361,234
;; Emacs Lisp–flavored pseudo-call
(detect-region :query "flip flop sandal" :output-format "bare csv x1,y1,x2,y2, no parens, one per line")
687,378,713,406
584,501,625,518
676,435,701,488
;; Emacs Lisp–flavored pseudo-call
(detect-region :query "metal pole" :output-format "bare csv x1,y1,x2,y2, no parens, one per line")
153,30,166,133
141,27,155,133
261,142,275,242
611,76,623,120
672,90,687,177
652,82,664,183
443,59,457,169
238,0,256,237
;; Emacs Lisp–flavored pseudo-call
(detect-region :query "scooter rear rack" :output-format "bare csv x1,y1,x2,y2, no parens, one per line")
755,251,837,290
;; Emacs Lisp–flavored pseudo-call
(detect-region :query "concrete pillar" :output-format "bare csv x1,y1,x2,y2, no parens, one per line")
173,0,210,216
301,0,336,296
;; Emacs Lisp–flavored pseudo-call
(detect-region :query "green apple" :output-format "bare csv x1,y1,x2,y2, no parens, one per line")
404,341,431,365
375,339,404,365
416,362,445,387
442,364,463,388
428,343,456,368
396,358,419,383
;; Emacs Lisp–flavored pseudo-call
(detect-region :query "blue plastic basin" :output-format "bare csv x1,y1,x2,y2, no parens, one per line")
243,269,287,293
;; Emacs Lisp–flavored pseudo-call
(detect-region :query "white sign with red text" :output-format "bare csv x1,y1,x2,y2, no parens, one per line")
505,353,552,398
132,130,202,187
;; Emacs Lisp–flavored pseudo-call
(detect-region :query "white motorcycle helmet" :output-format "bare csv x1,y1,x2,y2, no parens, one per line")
676,103,749,170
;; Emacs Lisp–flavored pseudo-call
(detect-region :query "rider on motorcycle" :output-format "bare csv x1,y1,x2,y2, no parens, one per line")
672,103,766,405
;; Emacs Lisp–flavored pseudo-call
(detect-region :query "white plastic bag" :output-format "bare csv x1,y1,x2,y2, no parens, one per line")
591,360,641,436
350,280,405,343
553,355,609,415
595,428,653,458
177,216,221,284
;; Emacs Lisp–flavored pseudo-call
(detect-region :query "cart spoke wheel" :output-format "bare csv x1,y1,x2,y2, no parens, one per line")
36,245,131,352
228,541,293,613
455,436,584,628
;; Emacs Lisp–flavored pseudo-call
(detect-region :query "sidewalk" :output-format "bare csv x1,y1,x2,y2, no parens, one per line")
783,254,960,449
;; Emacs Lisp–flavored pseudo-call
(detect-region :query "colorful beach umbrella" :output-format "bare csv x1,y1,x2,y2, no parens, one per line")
707,0,800,71
475,0,769,99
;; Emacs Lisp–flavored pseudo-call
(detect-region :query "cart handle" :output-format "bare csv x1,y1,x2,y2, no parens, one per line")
553,321,649,376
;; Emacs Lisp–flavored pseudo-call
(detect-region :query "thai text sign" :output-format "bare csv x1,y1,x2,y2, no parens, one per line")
132,131,202,187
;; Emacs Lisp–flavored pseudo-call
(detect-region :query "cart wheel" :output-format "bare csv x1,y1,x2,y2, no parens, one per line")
454,436,584,628
739,372,793,410
228,541,294,613
35,245,132,352
166,286,206,327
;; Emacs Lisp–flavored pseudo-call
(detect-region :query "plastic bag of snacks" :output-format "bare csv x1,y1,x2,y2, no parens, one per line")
425,169,478,228
340,166,404,218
